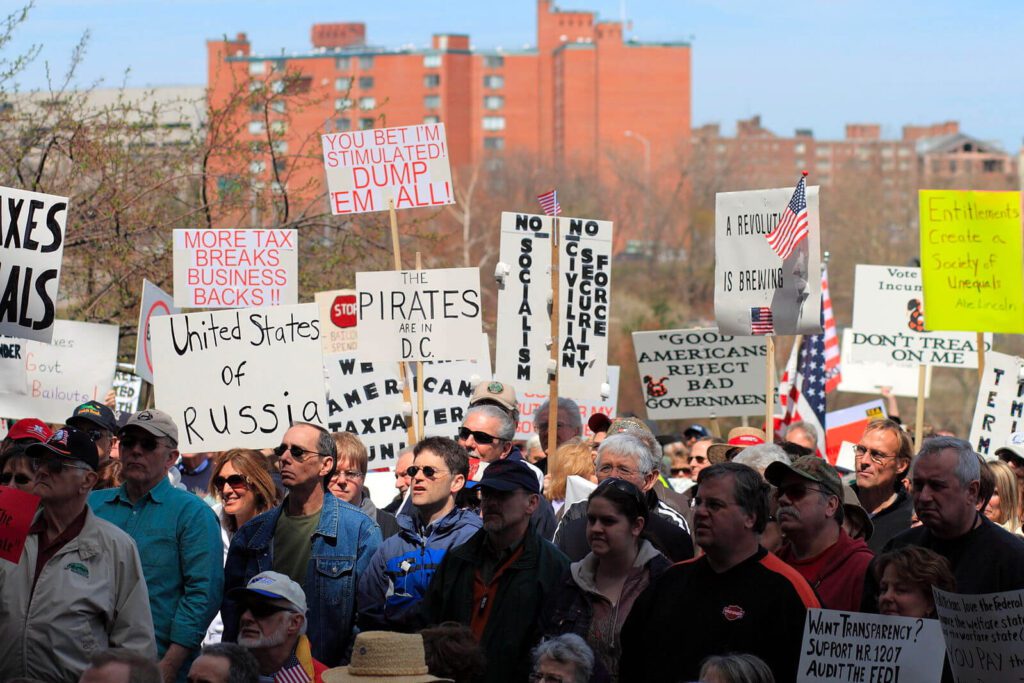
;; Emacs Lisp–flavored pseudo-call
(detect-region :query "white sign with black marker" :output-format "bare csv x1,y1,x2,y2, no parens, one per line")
134,279,179,384
968,351,1024,457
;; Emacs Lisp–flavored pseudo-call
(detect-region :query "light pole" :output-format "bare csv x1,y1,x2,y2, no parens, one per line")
623,129,651,182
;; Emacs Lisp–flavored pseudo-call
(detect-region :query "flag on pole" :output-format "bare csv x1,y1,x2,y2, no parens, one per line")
537,189,562,216
766,172,810,260
821,263,841,392
750,307,775,335
779,331,827,458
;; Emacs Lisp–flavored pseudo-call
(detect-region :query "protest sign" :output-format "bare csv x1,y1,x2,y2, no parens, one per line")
173,229,297,308
968,351,1024,457
150,304,327,452
837,329,931,398
935,587,1024,682
919,190,1024,334
324,353,408,468
824,399,886,466
632,328,770,420
714,185,822,335
0,485,40,563
134,279,179,384
797,608,945,683
113,369,143,416
417,333,492,438
495,212,554,394
356,267,482,362
0,320,118,423
315,288,358,356
0,186,68,343
0,336,27,395
516,366,619,441
322,123,453,215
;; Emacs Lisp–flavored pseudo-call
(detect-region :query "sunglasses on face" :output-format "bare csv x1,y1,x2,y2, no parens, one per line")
119,433,161,452
85,428,109,442
458,427,502,445
775,482,827,502
273,443,326,461
670,467,692,477
407,465,449,479
0,472,32,486
244,601,294,619
213,474,250,492
688,455,707,464
29,458,92,476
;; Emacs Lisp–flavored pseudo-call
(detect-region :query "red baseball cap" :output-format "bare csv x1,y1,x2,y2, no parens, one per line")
7,418,52,443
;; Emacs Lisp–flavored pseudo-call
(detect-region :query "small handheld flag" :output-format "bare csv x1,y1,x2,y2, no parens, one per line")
766,172,810,260
537,189,562,216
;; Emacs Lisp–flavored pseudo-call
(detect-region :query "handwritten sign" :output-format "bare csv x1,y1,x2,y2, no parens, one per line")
150,304,327,452
920,190,1024,333
324,353,408,468
935,587,1024,682
797,609,945,683
0,485,40,563
0,336,27,395
516,367,619,441
415,333,491,438
315,288,358,356
0,186,68,343
322,123,453,215
968,352,1024,457
134,279,179,384
632,328,770,420
173,229,297,308
112,369,142,417
356,267,482,362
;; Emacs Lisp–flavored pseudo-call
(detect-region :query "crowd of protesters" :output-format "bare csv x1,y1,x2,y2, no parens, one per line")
1,378,1024,683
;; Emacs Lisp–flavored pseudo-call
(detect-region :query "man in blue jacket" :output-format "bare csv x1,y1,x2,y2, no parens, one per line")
357,436,481,630
221,422,381,666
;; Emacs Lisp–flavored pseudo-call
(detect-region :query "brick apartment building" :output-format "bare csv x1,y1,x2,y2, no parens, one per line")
205,0,691,228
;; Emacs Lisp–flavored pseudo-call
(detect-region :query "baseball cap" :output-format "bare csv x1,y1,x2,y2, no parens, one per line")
25,426,100,471
120,409,178,445
995,432,1024,465
707,427,766,464
7,418,52,443
469,380,518,416
228,570,307,613
587,412,612,435
477,458,540,494
66,400,118,433
842,484,873,541
683,424,710,440
765,455,843,500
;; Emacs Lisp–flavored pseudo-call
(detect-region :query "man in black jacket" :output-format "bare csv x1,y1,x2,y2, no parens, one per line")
850,419,915,553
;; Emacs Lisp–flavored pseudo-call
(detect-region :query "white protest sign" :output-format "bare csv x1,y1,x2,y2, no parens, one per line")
0,337,28,395
849,265,991,368
0,186,68,343
968,351,1024,457
113,369,142,416
322,123,453,215
714,185,822,335
0,320,118,423
495,212,554,394
632,328,770,420
797,609,945,683
173,229,297,308
356,267,482,363
935,588,1024,682
134,279,179,384
315,288,358,356
364,470,398,509
837,329,931,398
417,333,492,438
151,304,327,452
516,366,619,441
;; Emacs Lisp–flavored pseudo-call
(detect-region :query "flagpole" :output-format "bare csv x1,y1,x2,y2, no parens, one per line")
915,364,927,449
976,332,985,382
388,198,418,445
548,211,560,461
415,251,425,442
765,335,775,441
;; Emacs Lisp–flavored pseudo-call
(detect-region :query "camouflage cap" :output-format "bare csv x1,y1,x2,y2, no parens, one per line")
764,454,843,500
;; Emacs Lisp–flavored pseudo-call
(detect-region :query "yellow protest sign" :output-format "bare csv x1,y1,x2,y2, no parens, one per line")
920,190,1024,333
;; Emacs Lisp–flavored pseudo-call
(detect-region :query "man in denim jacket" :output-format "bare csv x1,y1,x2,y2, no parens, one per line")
222,422,381,666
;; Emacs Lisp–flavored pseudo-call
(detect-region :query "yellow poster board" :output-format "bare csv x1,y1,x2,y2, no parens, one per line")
920,190,1024,333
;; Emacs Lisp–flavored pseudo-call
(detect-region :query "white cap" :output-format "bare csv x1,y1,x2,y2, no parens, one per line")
232,570,307,612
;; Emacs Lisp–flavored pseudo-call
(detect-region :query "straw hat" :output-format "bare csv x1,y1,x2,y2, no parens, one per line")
322,632,452,683
707,427,767,464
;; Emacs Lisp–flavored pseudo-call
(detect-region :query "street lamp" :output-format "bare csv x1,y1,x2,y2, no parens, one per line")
623,129,651,181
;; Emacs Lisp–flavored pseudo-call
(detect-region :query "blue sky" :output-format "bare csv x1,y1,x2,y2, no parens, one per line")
7,0,1023,150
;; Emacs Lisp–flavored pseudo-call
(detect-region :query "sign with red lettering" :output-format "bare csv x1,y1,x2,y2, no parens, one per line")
321,124,454,215
315,288,358,356
134,279,179,384
172,229,297,308
0,485,40,563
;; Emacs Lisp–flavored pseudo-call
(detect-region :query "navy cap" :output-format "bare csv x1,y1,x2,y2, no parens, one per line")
67,400,118,433
477,459,540,494
26,426,100,471
683,424,710,439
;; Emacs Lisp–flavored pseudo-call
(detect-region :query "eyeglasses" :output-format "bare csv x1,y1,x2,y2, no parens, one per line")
670,467,692,477
273,443,328,461
596,463,638,478
688,455,707,464
529,674,566,683
29,458,93,475
775,482,828,502
407,465,449,479
0,472,32,486
853,444,898,466
243,602,295,619
213,474,250,492
119,433,161,452
333,469,364,481
458,427,503,445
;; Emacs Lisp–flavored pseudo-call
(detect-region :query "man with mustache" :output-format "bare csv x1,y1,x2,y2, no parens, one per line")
766,455,873,611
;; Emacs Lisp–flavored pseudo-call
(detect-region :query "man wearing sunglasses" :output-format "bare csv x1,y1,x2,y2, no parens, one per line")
850,419,915,553
0,427,155,682
90,409,224,683
66,400,121,491
765,455,874,612
357,436,481,631
222,422,382,668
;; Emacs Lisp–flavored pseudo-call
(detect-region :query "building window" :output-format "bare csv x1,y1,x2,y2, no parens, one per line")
272,140,288,154
359,118,375,130
250,160,266,174
249,81,264,92
249,62,266,75
359,97,376,110
335,118,351,132
336,77,352,91
271,100,286,114
483,75,504,89
273,159,287,174
484,55,505,68
270,59,286,72
335,98,353,111
271,120,287,134
483,136,505,150
484,95,504,110
359,56,374,69
271,81,285,94
423,54,442,68
248,121,265,135
336,57,351,70
249,102,262,114
949,160,957,173
424,95,440,109
424,74,441,88
359,76,374,89
424,115,440,124
217,175,242,198
482,116,505,131
794,143,805,154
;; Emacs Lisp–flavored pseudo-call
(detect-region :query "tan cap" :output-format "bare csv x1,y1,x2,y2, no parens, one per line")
469,380,517,415
120,408,178,445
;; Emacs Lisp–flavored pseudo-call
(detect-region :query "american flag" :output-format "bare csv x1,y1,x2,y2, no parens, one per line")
274,656,311,683
821,263,842,392
779,300,832,458
537,189,562,216
750,307,775,335
766,173,810,260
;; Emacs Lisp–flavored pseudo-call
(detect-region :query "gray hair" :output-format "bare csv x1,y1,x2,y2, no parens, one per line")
786,420,818,444
532,633,594,683
534,397,583,434
914,436,980,488
199,643,260,683
465,404,516,441
597,434,656,477
733,443,790,475
700,653,775,683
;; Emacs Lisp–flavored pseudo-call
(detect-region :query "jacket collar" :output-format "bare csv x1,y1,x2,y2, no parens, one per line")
569,538,661,593
249,493,341,550
33,507,103,561
454,525,542,570
114,475,172,505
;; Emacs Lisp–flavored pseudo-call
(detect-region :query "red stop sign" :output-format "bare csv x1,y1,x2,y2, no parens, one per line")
330,294,357,328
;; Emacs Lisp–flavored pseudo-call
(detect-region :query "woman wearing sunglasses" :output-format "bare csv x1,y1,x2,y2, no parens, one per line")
0,450,35,493
544,478,670,682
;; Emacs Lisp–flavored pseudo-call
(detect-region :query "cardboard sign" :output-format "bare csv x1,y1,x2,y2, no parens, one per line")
516,366,619,441
356,267,482,362
0,320,118,423
134,280,179,384
919,190,1024,333
824,400,886,466
322,123,454,215
797,609,945,683
0,485,40,563
315,288,358,356
935,588,1024,682
150,304,327,452
324,353,408,468
416,334,492,438
173,229,297,308
714,186,822,335
112,369,143,416
494,212,554,394
968,351,1024,457
837,329,931,398
0,186,69,343
0,336,28,395
632,328,770,420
